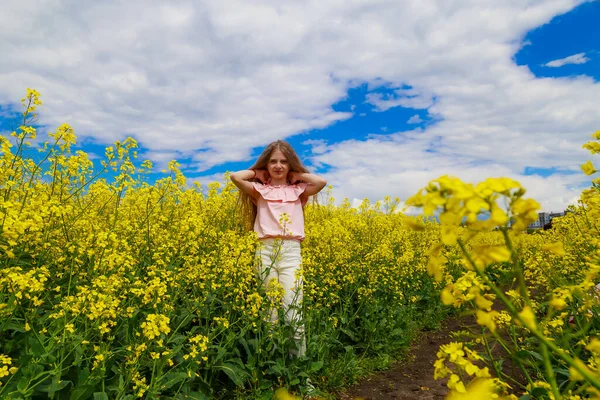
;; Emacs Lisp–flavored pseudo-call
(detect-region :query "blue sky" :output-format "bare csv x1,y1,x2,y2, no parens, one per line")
1,0,599,211
515,1,600,81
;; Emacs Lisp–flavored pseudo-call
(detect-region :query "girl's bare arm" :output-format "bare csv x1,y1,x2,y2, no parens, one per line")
230,170,260,200
290,172,327,196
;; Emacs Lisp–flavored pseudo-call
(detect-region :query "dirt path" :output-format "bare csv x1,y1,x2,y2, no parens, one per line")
336,316,470,400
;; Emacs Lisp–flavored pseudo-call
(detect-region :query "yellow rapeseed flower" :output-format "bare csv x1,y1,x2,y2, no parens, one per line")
517,306,537,330
447,378,510,400
542,241,566,256
581,161,597,176
140,314,171,340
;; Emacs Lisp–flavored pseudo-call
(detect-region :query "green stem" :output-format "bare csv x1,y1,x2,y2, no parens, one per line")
481,331,503,378
501,229,530,304
541,342,561,399
17,137,62,215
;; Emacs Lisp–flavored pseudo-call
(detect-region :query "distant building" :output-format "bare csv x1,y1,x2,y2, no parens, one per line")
527,211,567,229
507,210,568,230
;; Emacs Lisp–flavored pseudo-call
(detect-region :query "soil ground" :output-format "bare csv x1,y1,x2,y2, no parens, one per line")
335,316,471,400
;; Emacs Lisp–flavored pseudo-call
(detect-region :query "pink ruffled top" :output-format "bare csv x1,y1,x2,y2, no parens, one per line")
253,182,308,242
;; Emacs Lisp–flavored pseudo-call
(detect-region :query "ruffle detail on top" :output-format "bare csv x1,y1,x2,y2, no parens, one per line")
253,182,307,202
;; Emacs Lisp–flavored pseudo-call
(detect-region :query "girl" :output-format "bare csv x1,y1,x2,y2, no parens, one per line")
230,140,327,358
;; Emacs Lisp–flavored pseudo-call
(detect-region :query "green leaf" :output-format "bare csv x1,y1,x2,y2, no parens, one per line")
74,342,85,366
168,333,187,345
215,363,248,387
239,337,253,361
160,372,189,390
514,349,542,363
21,362,44,379
42,377,70,397
76,367,90,386
527,351,544,362
248,338,259,352
258,390,274,400
93,393,109,400
309,360,324,373
3,321,27,333
70,385,96,400
214,346,227,363
260,380,274,390
340,327,357,342
230,357,245,368
28,334,46,357
266,365,283,375
554,367,570,377
17,377,33,396
390,328,405,337
530,387,548,398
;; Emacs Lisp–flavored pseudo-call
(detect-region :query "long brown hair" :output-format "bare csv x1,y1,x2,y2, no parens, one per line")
239,140,310,231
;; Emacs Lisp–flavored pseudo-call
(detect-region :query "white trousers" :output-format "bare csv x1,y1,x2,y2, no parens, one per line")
256,238,305,358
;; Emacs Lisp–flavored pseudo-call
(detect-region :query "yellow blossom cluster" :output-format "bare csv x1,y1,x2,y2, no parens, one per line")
433,341,507,396
140,314,171,340
0,355,18,383
184,334,209,364
406,129,600,398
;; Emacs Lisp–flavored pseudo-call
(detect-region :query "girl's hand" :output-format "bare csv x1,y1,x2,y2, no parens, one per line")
254,169,269,183
288,171,302,184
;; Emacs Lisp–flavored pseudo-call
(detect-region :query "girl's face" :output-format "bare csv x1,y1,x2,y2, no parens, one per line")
267,149,290,180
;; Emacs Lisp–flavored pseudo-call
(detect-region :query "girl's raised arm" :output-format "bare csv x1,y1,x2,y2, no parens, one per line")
290,172,327,197
230,170,260,200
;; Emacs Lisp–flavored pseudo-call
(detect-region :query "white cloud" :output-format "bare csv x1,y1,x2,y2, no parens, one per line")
544,52,590,67
0,0,597,210
366,86,436,111
407,114,423,124
85,151,102,161
312,133,586,213
303,139,328,156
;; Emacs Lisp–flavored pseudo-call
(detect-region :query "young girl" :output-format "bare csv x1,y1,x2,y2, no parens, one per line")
230,140,327,358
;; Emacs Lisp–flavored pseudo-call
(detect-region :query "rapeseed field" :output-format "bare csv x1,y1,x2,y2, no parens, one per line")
1,90,599,399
